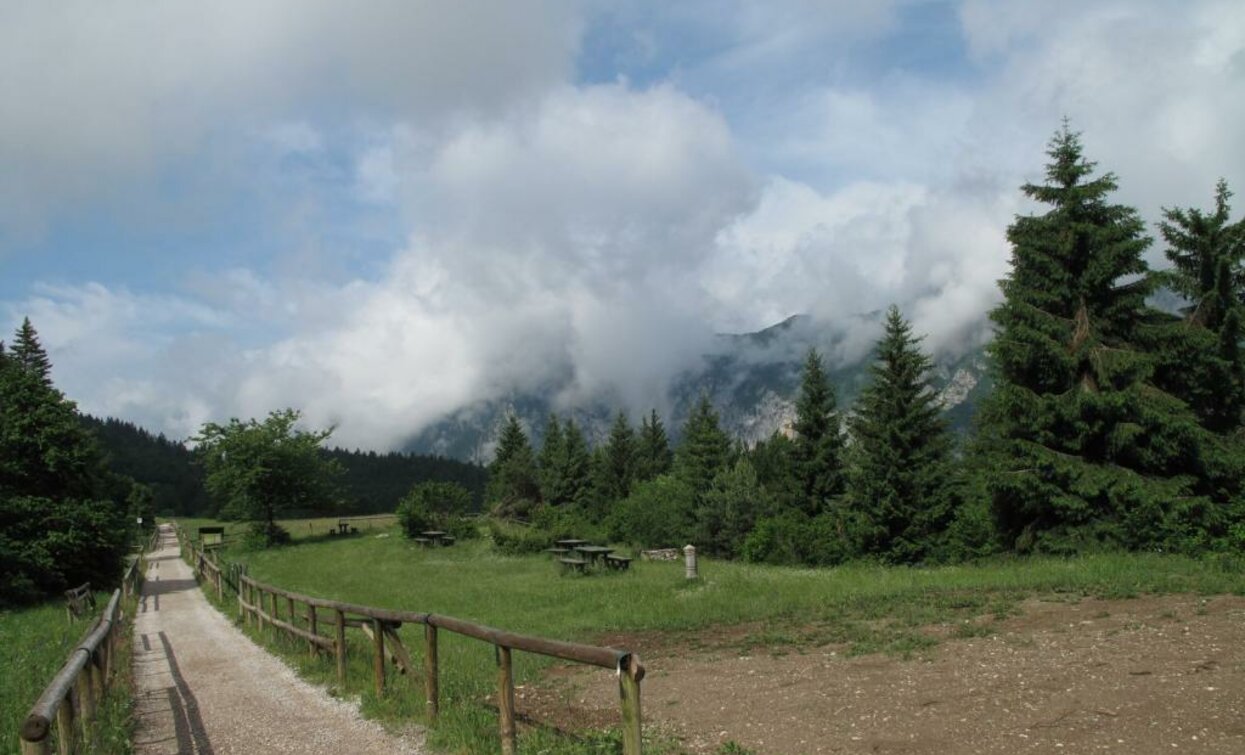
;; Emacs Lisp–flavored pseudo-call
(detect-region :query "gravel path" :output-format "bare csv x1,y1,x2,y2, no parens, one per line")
132,524,427,754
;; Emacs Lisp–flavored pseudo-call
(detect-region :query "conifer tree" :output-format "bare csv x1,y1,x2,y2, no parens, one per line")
634,409,673,482
1149,180,1245,432
847,306,954,562
674,395,731,495
10,318,53,386
600,411,636,501
792,348,844,515
560,417,592,509
537,413,565,502
486,413,541,517
980,124,1237,552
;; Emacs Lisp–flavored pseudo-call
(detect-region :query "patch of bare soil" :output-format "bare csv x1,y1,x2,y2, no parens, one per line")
519,594,1245,753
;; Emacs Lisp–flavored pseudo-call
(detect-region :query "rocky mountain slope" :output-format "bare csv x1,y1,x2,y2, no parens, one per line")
403,314,991,462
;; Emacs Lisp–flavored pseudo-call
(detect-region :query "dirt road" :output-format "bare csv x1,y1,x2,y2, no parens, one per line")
131,524,425,754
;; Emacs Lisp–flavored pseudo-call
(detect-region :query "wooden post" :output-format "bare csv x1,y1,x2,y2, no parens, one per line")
335,610,347,685
308,605,319,658
76,665,95,732
55,695,75,755
371,618,386,698
287,596,296,632
20,737,49,755
424,623,439,719
619,654,644,755
216,569,223,602
498,645,517,755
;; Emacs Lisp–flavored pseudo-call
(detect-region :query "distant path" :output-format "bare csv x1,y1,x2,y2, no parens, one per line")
131,524,426,754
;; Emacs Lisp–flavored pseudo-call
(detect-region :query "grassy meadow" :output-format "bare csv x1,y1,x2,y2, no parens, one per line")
172,516,1245,753
0,595,133,755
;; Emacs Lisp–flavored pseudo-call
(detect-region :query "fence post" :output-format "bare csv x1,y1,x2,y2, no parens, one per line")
371,618,386,698
19,737,49,755
498,645,517,755
424,623,439,719
76,666,95,732
55,692,75,755
619,654,644,755
335,610,347,685
684,544,698,580
308,605,319,658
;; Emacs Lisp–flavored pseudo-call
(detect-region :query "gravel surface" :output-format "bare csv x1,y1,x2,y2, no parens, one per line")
527,594,1245,753
132,525,426,754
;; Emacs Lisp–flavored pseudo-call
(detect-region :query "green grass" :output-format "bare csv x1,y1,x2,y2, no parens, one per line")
0,595,135,755
176,517,1245,753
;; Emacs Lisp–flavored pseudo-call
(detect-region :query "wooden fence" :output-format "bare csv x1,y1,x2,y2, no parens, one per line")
180,529,646,755
18,556,145,755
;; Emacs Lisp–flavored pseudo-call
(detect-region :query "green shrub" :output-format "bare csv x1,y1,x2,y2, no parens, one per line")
607,474,694,548
397,481,474,538
488,518,553,555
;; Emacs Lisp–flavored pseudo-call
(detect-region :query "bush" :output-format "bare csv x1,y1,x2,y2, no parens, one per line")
397,481,475,539
488,519,553,555
243,520,291,548
530,504,609,544
0,496,129,606
607,474,695,548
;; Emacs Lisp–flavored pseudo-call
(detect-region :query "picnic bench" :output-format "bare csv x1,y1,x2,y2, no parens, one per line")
559,557,589,574
574,545,614,566
545,547,571,558
64,582,95,621
604,554,633,571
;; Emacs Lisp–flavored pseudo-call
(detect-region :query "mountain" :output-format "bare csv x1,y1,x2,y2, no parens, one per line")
403,313,992,462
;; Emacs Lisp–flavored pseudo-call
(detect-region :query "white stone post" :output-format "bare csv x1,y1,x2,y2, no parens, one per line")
684,544,698,580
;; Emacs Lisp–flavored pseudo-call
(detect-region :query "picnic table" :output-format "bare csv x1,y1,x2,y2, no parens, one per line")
418,530,455,546
555,538,588,548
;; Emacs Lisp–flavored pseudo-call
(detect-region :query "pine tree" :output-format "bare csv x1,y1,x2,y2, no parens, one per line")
537,413,565,503
634,409,673,482
980,124,1237,552
10,318,53,386
1149,180,1245,432
847,306,955,562
486,413,541,517
674,395,731,495
792,348,844,515
560,417,592,510
600,411,636,501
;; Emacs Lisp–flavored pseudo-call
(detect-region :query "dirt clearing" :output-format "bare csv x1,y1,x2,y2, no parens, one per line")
523,594,1245,753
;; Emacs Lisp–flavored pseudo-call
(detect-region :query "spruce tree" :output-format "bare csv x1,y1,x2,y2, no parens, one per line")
486,413,541,517
980,124,1236,552
847,306,954,562
1149,180,1245,432
674,395,732,495
634,409,673,482
10,317,53,386
792,348,844,515
560,417,592,510
600,411,636,501
537,413,565,503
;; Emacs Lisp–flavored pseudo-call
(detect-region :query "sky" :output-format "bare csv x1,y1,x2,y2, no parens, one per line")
2,0,1243,450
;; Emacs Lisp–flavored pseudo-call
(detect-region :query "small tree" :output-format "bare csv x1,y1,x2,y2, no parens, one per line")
397,481,472,537
193,409,341,545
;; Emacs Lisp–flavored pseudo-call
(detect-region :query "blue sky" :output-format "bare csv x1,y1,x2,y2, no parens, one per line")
2,0,1243,449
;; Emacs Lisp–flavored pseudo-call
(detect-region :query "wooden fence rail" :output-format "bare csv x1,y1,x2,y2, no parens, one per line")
180,528,646,755
19,543,148,755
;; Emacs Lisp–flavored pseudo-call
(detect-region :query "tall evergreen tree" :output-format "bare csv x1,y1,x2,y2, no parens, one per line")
1149,179,1245,432
674,395,732,495
634,409,673,482
792,348,844,515
847,306,955,562
486,413,541,517
979,124,1237,552
599,411,636,501
537,413,565,503
559,417,592,510
10,317,53,386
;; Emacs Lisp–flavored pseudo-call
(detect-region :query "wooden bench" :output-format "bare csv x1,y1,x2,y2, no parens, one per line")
441,535,456,546
413,537,432,547
559,557,589,574
604,555,633,571
65,582,95,621
545,547,570,558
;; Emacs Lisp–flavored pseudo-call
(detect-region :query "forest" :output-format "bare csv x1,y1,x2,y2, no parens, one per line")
2,125,1242,603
